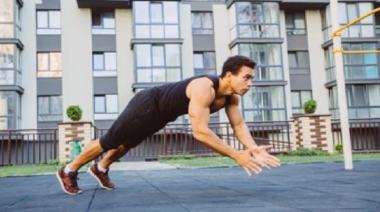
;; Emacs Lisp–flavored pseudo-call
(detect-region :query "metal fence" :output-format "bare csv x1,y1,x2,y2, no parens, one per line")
0,129,58,166
94,121,293,161
331,118,380,152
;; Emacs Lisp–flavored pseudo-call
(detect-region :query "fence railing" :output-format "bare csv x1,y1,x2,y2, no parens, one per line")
94,121,294,161
331,118,380,152
0,129,58,166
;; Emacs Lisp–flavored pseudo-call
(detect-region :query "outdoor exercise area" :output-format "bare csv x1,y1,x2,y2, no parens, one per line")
0,160,379,212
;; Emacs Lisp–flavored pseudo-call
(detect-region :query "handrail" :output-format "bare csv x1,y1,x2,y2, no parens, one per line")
332,7,380,37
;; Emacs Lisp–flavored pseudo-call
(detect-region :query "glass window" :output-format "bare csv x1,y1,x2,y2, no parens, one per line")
94,95,118,114
285,12,306,35
193,52,216,76
93,52,116,70
135,44,181,83
0,91,19,129
133,1,179,39
291,91,312,115
288,52,310,74
239,44,282,81
242,86,286,121
0,44,14,68
36,10,61,35
92,12,115,29
0,0,13,22
235,2,279,38
0,44,16,85
192,12,214,35
37,52,62,78
37,96,62,122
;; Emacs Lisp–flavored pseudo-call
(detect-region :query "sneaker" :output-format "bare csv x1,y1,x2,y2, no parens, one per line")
56,166,82,195
88,163,115,190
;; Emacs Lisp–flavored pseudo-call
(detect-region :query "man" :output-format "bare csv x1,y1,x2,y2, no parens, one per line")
56,55,281,195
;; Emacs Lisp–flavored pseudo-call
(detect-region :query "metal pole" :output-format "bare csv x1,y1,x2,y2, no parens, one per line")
330,0,353,170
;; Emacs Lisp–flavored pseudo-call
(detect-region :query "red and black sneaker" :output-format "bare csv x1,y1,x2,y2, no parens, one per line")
88,163,115,190
56,166,82,195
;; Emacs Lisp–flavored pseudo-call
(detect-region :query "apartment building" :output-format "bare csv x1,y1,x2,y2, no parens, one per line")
1,0,380,131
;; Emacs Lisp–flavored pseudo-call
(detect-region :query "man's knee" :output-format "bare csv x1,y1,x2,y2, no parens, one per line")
99,135,121,152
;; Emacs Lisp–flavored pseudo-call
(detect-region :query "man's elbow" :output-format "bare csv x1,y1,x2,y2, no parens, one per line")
192,128,210,142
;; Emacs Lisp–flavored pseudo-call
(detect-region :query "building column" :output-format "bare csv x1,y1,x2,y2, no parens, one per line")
115,9,135,111
20,0,43,129
61,0,93,122
306,10,330,114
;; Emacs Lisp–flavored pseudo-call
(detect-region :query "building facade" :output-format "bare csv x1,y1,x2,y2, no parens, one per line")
1,0,380,130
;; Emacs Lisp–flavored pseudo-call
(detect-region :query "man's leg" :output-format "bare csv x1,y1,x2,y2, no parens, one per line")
56,139,105,195
88,144,130,190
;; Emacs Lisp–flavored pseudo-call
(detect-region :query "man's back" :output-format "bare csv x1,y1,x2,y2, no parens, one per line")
151,75,220,122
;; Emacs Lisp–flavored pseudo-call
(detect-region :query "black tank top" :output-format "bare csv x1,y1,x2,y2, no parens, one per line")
151,75,232,122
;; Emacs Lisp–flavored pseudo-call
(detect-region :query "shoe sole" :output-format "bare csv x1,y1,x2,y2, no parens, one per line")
87,168,115,190
55,171,82,195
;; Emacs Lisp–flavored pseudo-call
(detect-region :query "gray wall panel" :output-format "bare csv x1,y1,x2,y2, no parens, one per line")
193,35,215,51
36,0,61,10
290,75,312,90
185,2,214,11
92,35,116,52
37,78,62,95
93,77,118,94
94,120,114,129
37,35,61,52
287,35,308,51
38,122,59,129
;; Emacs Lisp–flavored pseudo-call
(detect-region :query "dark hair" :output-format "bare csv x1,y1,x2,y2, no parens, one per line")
220,55,256,78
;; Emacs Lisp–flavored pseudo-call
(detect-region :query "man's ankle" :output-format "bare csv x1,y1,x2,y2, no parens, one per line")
64,164,74,174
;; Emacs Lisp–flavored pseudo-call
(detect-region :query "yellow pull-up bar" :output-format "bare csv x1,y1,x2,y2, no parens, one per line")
332,7,380,54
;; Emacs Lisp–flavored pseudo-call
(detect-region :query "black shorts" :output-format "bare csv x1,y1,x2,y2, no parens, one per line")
99,89,168,151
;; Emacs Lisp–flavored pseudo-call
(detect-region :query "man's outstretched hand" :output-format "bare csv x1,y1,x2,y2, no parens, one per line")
234,145,281,177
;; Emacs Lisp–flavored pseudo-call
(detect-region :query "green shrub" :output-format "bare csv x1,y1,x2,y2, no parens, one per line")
66,105,83,121
286,147,330,156
303,99,317,114
47,159,60,166
335,144,343,153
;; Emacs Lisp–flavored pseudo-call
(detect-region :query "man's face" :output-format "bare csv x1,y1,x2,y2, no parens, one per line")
227,66,254,95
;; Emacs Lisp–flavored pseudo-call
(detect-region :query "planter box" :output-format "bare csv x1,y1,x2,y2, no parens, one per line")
293,114,334,153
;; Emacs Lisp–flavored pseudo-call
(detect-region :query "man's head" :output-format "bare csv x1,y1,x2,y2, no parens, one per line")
220,55,256,95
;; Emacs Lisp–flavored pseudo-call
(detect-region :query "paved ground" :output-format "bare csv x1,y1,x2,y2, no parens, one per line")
1,160,380,212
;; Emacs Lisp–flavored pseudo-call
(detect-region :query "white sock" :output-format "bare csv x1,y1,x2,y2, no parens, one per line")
97,163,108,173
64,164,73,174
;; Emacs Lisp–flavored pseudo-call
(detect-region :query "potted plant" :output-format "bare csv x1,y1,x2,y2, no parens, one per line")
66,105,83,121
303,99,317,114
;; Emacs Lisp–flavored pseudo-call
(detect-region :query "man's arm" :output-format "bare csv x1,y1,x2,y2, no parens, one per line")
187,79,264,176
225,94,257,149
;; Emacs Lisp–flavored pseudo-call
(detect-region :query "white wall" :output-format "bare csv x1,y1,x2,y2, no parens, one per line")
306,10,330,114
20,0,42,129
61,0,93,122
279,10,293,120
214,4,232,123
115,9,134,111
180,4,194,79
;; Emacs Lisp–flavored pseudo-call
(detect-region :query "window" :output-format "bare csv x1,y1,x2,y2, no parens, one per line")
92,12,115,34
133,1,179,39
37,10,61,35
239,44,282,81
93,52,117,77
288,52,310,74
242,86,286,121
329,85,380,119
0,91,20,129
291,91,312,115
94,95,118,120
322,3,375,41
342,43,379,80
0,0,21,39
231,2,280,39
376,12,380,35
191,12,213,35
285,12,306,35
325,45,336,82
135,44,181,83
37,96,62,122
0,44,20,85
193,52,216,76
37,52,62,78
